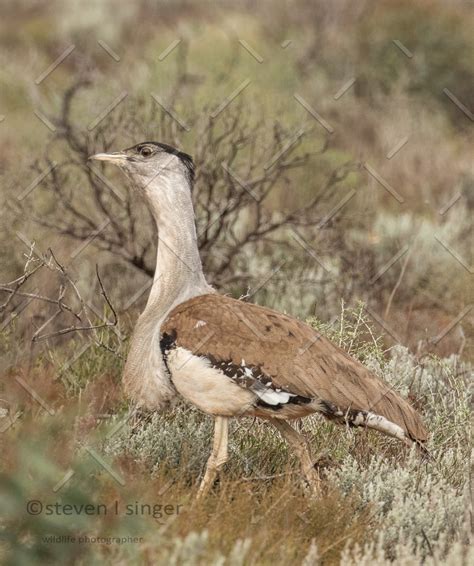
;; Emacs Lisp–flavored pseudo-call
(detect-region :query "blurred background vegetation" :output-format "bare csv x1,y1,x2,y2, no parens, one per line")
0,0,472,564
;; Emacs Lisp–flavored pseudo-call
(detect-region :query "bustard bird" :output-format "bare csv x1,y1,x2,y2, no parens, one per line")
90,142,427,497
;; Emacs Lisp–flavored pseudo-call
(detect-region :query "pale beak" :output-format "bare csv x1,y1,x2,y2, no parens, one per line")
88,152,127,165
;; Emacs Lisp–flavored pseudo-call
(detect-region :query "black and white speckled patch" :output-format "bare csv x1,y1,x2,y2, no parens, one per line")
160,331,312,410
320,399,370,427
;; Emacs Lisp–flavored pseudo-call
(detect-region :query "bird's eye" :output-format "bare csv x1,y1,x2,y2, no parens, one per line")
139,146,153,157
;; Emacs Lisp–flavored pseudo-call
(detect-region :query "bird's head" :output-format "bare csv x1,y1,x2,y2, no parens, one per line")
89,141,194,189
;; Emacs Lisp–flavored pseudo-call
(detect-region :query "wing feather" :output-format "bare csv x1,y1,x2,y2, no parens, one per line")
162,294,427,442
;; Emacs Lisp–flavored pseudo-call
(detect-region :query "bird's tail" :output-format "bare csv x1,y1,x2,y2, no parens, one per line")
318,399,430,454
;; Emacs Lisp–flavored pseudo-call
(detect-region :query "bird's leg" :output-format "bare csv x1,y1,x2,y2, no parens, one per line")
197,416,229,499
271,419,320,496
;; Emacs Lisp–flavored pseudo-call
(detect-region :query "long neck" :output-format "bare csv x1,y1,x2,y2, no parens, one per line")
123,171,211,409
144,178,209,322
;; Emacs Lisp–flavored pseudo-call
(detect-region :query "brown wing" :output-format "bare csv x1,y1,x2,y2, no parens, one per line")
162,294,427,442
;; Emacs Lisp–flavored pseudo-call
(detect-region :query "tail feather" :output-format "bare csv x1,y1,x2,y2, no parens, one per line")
318,398,429,450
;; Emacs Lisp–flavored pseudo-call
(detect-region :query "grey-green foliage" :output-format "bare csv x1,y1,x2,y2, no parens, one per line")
341,534,473,566
329,451,467,554
105,406,290,479
160,532,251,566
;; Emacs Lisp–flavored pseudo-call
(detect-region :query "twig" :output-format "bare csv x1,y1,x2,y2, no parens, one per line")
384,244,414,320
96,264,118,326
240,471,295,482
14,76,349,291
1,245,121,352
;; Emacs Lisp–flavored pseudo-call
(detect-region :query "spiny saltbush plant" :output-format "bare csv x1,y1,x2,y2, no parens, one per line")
157,532,252,566
340,531,473,566
309,300,386,364
328,451,467,556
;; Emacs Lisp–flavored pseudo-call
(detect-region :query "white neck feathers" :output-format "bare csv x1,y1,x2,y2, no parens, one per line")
123,169,212,409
